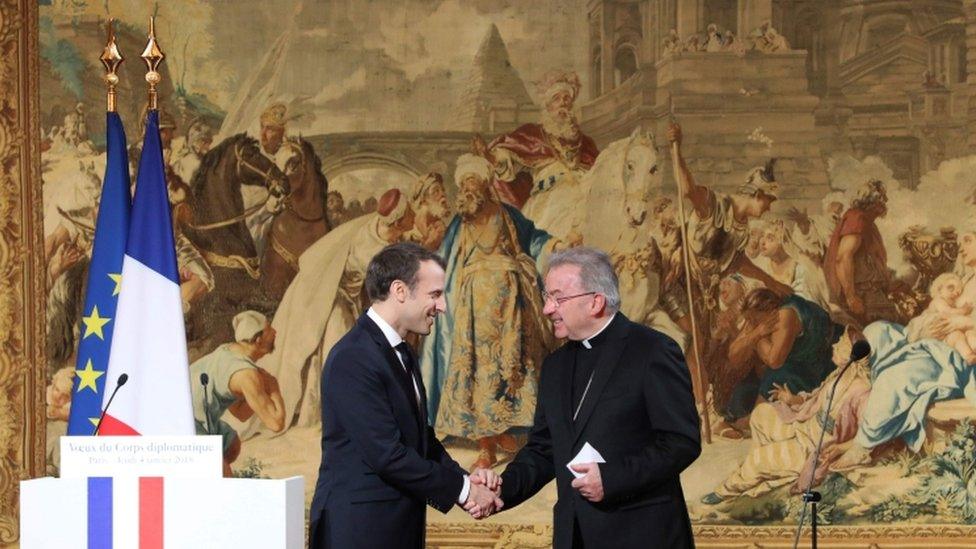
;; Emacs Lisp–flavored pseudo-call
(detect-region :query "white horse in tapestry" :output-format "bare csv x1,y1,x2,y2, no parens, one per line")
523,127,668,325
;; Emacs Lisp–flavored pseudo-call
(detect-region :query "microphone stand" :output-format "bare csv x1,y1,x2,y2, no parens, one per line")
201,373,213,434
791,345,867,549
93,373,128,436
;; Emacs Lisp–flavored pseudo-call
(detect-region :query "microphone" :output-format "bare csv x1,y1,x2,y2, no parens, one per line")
849,340,871,362
200,373,213,434
93,373,129,436
792,339,871,549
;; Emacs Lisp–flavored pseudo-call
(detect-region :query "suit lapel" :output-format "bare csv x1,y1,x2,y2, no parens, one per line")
358,315,422,423
572,315,630,446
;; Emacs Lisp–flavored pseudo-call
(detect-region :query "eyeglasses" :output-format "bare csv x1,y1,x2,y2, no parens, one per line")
542,291,596,307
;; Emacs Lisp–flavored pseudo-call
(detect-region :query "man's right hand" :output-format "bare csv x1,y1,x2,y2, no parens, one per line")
463,481,503,519
470,467,502,491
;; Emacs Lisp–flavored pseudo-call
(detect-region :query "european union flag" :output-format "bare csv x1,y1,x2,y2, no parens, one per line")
66,111,131,435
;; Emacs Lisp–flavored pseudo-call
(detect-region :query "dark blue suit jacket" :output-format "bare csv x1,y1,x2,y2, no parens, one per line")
309,314,465,549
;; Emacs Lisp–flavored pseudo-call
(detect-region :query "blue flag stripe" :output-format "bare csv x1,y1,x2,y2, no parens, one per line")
67,112,131,435
87,476,113,549
127,110,179,284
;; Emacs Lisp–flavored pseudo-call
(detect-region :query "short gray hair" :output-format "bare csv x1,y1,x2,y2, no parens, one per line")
546,247,621,313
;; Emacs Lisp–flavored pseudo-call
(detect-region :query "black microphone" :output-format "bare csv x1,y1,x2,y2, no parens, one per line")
200,373,213,434
849,340,871,362
792,339,871,549
93,373,129,436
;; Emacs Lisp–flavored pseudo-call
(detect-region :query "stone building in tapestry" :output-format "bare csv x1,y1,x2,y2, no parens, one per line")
578,0,976,199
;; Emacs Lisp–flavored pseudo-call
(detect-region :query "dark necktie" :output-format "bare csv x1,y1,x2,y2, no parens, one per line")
394,342,417,379
394,342,423,412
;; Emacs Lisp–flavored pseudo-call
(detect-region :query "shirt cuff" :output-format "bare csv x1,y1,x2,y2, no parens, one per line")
457,474,471,505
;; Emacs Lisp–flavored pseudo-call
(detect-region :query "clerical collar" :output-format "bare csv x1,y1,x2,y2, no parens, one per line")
366,307,403,349
580,314,616,349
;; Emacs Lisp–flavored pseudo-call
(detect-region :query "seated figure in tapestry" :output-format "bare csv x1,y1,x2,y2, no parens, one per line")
190,310,285,477
702,326,871,504
829,227,976,470
472,70,599,239
716,288,842,440
907,272,976,364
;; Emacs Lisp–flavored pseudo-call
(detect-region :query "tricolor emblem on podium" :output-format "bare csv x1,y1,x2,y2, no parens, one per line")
86,477,164,549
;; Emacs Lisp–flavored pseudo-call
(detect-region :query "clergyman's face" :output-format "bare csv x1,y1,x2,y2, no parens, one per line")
542,265,596,340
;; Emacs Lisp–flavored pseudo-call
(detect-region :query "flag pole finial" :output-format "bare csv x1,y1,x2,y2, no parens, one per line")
100,18,124,113
140,16,165,111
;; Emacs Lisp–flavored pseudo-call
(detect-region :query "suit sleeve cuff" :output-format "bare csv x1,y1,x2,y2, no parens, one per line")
457,474,470,505
600,463,628,502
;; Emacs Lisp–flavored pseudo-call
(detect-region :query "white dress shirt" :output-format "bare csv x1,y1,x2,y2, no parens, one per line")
366,307,470,504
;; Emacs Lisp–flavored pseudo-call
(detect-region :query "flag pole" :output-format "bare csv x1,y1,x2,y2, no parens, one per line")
667,98,712,444
140,16,165,111
99,18,123,113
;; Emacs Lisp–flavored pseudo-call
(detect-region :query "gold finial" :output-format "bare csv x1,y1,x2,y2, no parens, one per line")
140,16,165,111
100,18,124,113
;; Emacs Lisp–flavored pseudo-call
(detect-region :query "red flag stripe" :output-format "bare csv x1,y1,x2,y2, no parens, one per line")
96,414,141,436
139,477,164,549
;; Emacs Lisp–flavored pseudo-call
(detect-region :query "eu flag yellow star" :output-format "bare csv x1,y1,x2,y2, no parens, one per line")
81,305,111,340
108,273,123,296
75,359,104,393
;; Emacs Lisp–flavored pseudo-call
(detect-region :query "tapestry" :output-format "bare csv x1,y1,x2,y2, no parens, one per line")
37,0,976,544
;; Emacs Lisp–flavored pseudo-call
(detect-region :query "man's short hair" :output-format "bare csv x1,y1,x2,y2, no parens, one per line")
365,242,446,302
546,246,621,313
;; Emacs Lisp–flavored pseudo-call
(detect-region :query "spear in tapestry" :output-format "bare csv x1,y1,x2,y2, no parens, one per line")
667,94,712,444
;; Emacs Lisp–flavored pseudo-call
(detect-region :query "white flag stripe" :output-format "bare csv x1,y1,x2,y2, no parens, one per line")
103,254,194,434
112,476,139,548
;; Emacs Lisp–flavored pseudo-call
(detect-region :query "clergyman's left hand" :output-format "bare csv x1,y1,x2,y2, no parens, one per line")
570,462,604,503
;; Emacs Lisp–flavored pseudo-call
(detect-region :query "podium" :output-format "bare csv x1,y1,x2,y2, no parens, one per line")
20,436,305,549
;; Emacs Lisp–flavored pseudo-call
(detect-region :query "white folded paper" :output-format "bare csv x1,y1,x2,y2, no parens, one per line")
566,442,606,478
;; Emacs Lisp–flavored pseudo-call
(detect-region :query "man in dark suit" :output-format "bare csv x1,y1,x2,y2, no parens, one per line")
488,247,702,548
309,242,501,549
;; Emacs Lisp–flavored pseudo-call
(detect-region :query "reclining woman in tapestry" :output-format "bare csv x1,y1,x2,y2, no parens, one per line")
702,325,871,504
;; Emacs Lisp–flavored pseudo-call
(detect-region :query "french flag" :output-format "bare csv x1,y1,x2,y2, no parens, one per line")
87,477,165,549
98,110,194,436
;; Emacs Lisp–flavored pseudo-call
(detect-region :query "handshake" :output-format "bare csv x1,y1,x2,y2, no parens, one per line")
461,468,503,519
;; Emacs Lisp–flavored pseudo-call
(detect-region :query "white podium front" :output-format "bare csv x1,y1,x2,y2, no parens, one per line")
20,436,305,549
